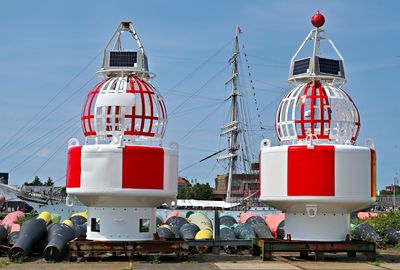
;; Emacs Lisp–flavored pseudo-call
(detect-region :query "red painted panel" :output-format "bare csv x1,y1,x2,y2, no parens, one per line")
122,146,164,189
288,145,335,196
370,149,377,197
66,146,82,188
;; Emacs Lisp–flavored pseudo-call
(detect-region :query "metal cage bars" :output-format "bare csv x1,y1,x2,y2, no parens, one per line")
81,76,167,141
276,81,360,144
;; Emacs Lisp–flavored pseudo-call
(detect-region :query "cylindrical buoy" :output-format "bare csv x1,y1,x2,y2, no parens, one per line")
2,211,24,230
8,211,51,261
0,225,7,243
234,223,256,239
187,213,213,231
70,211,87,226
166,216,188,238
156,224,175,239
220,225,236,240
219,215,237,227
43,220,76,261
352,223,381,243
0,195,5,209
179,223,200,240
70,211,88,238
7,224,21,245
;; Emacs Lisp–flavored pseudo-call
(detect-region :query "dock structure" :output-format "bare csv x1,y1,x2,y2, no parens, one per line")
252,238,377,261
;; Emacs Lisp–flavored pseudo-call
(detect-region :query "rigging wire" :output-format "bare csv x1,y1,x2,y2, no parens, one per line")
8,120,80,173
0,113,80,163
241,43,266,138
0,75,96,156
24,126,81,183
163,37,235,97
179,149,225,173
169,64,229,116
0,51,101,154
178,100,227,143
170,101,225,120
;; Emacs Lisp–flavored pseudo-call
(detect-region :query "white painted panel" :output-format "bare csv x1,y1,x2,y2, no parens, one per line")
95,93,135,107
335,145,371,198
81,145,122,189
260,146,288,197
163,148,178,198
285,213,350,241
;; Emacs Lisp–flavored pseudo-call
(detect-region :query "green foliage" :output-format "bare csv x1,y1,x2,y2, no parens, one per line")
149,255,160,264
15,211,37,226
362,212,400,234
44,177,54,186
0,258,10,268
177,182,213,200
379,187,400,195
24,176,43,186
60,187,67,197
24,176,55,186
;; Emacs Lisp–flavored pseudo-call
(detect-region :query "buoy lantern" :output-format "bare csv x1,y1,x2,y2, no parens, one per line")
65,22,178,241
259,14,376,241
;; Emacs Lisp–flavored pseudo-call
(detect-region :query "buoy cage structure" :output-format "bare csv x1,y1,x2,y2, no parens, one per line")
66,21,178,241
259,13,376,241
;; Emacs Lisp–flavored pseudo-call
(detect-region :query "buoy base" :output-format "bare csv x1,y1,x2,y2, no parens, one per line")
285,213,350,241
86,207,156,241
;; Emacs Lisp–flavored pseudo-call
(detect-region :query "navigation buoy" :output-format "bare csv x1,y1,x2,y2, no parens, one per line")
259,13,376,241
65,22,179,241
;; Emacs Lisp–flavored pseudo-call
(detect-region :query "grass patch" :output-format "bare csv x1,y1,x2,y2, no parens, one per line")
0,258,10,268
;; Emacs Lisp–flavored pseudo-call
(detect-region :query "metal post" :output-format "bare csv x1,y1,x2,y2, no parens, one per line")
393,175,398,211
223,29,240,203
213,210,220,254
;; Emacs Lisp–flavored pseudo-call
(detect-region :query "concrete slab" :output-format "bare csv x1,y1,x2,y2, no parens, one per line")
2,261,217,270
215,262,300,270
3,261,132,270
288,261,384,270
379,263,400,270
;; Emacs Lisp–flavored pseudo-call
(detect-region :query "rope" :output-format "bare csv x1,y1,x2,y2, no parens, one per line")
241,44,266,137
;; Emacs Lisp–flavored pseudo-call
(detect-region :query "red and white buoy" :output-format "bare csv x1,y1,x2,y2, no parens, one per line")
65,22,178,241
259,13,376,241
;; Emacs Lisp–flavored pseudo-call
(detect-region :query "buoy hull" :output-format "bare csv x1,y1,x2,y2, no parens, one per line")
259,144,376,241
86,207,156,241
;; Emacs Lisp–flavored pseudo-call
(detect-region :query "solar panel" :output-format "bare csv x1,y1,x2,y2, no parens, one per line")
293,58,310,75
318,58,340,75
109,51,137,67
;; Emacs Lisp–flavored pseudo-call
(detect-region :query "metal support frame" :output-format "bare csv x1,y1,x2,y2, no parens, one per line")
252,239,376,262
99,21,155,79
289,27,346,84
69,239,188,262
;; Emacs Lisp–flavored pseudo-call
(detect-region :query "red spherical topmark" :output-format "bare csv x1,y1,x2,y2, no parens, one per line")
311,12,325,28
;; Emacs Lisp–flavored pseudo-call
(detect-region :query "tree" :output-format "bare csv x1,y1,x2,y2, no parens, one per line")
380,187,400,195
44,177,54,186
177,182,213,200
25,176,43,186
191,183,213,200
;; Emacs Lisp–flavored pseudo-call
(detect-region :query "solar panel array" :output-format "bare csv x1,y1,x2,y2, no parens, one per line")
293,58,310,75
318,57,341,75
109,51,137,67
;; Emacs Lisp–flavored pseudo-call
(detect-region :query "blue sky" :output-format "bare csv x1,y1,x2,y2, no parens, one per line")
0,0,398,190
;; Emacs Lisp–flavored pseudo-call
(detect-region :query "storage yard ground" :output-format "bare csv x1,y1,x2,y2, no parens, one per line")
0,249,399,270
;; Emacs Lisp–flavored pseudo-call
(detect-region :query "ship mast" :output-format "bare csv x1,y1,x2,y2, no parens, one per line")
219,28,241,203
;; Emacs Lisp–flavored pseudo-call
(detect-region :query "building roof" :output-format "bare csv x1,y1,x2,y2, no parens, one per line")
178,177,190,185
